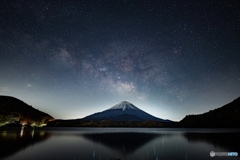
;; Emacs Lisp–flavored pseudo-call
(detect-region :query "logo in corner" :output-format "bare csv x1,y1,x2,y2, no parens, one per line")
210,151,215,157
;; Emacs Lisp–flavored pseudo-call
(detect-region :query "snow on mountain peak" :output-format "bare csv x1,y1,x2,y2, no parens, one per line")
108,101,139,111
83,100,169,122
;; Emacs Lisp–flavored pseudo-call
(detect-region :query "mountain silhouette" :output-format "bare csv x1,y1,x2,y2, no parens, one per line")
180,97,240,127
0,95,54,127
82,101,170,122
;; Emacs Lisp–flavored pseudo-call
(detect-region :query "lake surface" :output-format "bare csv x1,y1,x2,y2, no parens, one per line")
0,127,239,160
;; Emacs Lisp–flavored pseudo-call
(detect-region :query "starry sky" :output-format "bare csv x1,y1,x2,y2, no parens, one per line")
0,0,240,121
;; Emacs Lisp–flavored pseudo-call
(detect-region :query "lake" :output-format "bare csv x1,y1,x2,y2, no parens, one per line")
0,127,239,160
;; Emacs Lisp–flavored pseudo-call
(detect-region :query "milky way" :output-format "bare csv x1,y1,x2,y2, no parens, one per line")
0,0,240,120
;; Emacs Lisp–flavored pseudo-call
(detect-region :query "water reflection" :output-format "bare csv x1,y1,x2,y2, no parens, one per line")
0,128,51,159
183,132,240,154
82,133,161,155
0,128,239,160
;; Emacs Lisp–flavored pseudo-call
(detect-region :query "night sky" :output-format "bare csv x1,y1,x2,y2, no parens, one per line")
0,0,240,121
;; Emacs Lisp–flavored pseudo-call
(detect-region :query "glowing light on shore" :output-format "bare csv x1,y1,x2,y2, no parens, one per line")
20,126,24,137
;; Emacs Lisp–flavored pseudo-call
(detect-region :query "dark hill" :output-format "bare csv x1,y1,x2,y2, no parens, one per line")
0,95,54,127
180,97,240,128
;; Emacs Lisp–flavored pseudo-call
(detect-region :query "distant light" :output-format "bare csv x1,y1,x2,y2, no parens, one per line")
20,126,24,137
21,121,27,126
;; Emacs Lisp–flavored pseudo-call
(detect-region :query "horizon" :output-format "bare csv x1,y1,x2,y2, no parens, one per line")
0,1,240,121
1,94,239,122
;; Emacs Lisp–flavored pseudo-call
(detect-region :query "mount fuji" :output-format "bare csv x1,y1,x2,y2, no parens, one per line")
82,101,170,122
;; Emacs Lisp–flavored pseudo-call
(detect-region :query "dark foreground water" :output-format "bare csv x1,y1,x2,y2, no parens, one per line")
0,127,239,160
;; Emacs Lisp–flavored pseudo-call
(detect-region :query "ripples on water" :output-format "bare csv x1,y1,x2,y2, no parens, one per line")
0,127,239,160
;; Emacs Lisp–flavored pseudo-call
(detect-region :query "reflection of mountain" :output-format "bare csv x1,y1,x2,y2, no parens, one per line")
183,132,240,153
0,128,51,159
82,133,160,155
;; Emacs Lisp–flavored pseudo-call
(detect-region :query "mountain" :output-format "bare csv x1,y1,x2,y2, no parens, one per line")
0,95,54,127
82,101,170,122
180,97,240,128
